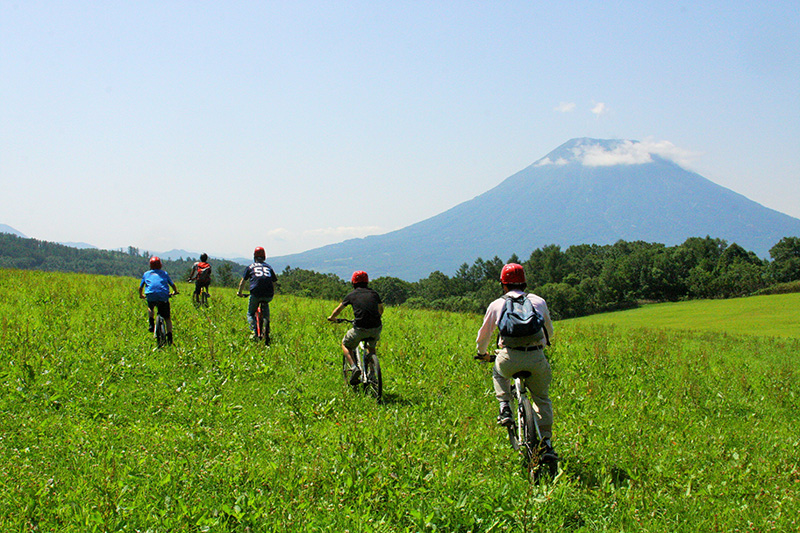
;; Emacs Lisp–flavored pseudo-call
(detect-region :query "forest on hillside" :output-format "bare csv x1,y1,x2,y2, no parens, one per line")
2,232,799,319
278,236,800,319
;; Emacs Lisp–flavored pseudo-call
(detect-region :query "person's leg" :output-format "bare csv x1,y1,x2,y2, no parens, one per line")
524,352,553,439
246,296,258,333
146,301,156,331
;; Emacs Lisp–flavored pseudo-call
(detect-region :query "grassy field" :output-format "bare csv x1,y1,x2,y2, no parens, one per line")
564,293,800,338
0,268,798,531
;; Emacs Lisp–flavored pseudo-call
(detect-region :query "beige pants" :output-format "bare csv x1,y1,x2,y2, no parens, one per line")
493,347,553,437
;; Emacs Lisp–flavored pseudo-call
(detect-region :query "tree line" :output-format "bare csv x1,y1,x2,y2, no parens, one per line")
0,234,242,287
2,232,799,319
277,236,800,319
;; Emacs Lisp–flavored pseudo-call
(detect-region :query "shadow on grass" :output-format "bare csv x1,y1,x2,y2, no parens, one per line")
561,457,631,489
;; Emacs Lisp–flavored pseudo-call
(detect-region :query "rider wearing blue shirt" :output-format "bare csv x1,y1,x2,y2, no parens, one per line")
139,256,179,344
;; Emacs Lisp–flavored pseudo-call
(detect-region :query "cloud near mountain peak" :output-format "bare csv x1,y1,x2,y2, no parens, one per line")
574,140,698,168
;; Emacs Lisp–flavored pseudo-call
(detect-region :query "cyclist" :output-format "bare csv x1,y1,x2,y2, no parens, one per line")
475,263,557,461
327,271,384,385
237,246,278,344
139,256,179,345
187,253,212,305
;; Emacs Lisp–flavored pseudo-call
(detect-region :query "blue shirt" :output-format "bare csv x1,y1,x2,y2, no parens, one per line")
140,269,174,302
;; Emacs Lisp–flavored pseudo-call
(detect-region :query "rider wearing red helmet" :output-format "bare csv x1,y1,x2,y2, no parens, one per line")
328,270,384,385
475,263,557,461
139,256,179,344
237,247,278,343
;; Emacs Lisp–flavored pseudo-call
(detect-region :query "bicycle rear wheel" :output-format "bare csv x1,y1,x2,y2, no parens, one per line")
363,352,382,402
155,315,168,348
519,395,540,464
200,291,208,307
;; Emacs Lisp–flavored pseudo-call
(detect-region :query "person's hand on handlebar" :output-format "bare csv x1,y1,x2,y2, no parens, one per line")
474,353,495,362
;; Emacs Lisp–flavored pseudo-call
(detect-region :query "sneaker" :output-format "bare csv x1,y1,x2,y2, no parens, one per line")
497,403,513,427
349,366,362,385
539,438,558,463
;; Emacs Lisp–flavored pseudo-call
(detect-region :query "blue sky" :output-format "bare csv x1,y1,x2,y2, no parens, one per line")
2,1,798,258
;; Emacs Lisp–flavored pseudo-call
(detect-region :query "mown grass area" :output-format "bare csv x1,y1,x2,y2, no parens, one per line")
1,268,798,531
565,293,800,338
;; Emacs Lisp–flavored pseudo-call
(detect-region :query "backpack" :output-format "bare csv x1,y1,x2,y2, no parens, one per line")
195,262,212,283
497,293,547,347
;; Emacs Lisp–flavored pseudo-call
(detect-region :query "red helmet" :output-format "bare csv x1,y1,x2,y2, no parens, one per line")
351,270,369,284
149,256,162,270
500,263,526,284
254,246,266,260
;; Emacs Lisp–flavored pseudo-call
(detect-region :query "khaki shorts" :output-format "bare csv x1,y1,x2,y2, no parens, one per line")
342,326,382,352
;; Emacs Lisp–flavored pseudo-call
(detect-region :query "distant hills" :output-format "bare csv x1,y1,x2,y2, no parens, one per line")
267,138,800,281
0,224,26,238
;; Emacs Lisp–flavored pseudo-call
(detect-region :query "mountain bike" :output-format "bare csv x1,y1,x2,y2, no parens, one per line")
476,354,558,480
150,294,177,348
238,294,270,345
330,318,382,402
155,313,168,348
199,287,209,307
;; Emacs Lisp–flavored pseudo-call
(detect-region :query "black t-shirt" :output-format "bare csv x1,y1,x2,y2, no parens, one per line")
341,287,382,329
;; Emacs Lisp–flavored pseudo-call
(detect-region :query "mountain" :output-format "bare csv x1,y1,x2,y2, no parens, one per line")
0,224,26,238
268,138,800,281
60,242,96,249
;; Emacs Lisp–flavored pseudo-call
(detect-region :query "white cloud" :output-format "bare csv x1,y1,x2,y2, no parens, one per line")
575,139,700,167
535,157,569,167
591,102,609,115
554,102,576,113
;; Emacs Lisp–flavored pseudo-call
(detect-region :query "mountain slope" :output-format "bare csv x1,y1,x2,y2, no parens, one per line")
270,138,800,280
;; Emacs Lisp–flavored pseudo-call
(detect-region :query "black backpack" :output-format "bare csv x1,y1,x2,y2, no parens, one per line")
497,293,547,346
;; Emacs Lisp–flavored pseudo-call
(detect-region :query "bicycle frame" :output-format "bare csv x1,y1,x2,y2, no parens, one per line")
254,302,269,345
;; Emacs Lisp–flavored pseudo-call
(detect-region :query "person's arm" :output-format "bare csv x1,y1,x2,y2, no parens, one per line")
139,283,145,299
328,302,347,321
237,277,248,297
378,303,385,316
475,299,502,355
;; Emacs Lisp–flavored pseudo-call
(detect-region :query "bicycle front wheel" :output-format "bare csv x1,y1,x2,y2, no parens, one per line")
363,353,383,402
342,352,352,387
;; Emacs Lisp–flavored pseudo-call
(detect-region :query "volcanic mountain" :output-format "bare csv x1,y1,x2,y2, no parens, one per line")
269,138,800,281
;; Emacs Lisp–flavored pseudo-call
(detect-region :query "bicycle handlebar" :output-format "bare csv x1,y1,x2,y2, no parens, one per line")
474,353,496,362
328,317,353,324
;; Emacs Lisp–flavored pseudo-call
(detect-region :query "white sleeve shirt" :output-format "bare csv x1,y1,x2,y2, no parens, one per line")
475,290,554,354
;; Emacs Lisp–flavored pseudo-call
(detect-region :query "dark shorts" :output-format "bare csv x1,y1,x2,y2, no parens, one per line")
147,299,171,320
193,280,210,295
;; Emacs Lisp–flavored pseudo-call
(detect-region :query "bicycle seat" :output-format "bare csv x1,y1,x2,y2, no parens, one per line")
512,371,531,379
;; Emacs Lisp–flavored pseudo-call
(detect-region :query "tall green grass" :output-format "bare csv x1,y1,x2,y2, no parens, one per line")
0,268,798,531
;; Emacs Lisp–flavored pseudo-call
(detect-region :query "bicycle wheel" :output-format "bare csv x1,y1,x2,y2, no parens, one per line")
342,352,351,387
519,395,540,464
363,352,383,402
155,315,168,348
200,291,208,307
